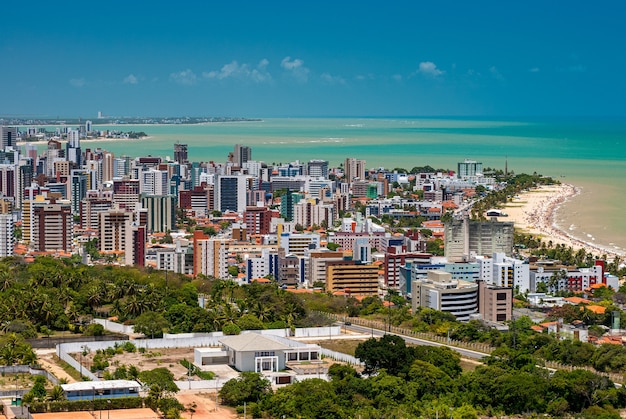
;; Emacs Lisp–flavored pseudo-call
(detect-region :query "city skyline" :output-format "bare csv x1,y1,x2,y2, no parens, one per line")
2,1,625,117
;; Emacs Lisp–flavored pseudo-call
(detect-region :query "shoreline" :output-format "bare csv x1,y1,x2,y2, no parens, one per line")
503,184,624,259
16,136,152,147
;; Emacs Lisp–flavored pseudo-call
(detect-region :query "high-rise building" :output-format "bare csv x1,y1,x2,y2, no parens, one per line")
344,158,366,183
0,126,17,149
99,207,134,255
179,186,210,218
174,143,188,164
113,158,129,178
233,144,251,166
0,164,17,203
80,197,113,230
141,194,176,233
457,159,483,179
102,152,115,183
32,199,73,253
194,235,229,278
214,175,248,213
444,215,514,262
307,160,329,178
141,169,169,196
70,170,89,215
112,179,140,210
244,206,278,235
66,132,81,168
0,210,14,258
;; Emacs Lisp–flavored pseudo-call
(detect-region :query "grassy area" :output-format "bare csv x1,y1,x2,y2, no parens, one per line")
318,339,366,357
52,355,84,381
460,359,481,372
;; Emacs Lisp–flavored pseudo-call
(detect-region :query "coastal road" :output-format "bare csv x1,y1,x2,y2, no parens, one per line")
342,323,489,360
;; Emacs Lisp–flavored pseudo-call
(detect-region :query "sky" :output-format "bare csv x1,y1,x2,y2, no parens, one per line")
1,1,625,118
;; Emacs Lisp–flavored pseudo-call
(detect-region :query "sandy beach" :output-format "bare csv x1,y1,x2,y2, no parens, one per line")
501,184,624,258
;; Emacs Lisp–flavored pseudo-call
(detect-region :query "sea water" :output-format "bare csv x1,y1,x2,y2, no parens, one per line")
35,117,626,254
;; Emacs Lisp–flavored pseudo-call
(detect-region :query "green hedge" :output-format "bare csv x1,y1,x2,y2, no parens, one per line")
29,397,144,413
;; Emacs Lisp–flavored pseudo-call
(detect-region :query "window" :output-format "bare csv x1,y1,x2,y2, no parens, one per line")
497,313,507,322
496,293,507,301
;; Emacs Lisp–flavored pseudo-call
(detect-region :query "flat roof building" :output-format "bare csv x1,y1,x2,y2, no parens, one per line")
412,270,478,321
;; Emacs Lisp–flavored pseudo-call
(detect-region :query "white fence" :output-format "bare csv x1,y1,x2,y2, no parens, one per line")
93,319,134,334
294,326,341,337
319,348,363,366
174,379,222,391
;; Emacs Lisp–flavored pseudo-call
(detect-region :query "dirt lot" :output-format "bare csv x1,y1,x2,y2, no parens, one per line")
73,347,199,381
177,391,237,419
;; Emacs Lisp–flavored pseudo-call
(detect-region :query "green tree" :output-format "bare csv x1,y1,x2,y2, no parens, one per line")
83,323,105,336
263,378,346,419
227,265,239,277
219,372,272,407
0,333,36,365
30,376,47,401
139,367,179,400
355,335,414,376
48,385,66,401
236,314,265,330
326,242,340,251
222,322,241,335
133,311,170,338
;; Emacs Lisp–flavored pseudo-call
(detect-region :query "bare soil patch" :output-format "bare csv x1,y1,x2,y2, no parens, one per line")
73,347,201,381
177,391,237,419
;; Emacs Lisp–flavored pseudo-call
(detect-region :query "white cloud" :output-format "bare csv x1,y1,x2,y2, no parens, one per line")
392,74,403,82
123,74,138,84
568,64,586,73
320,73,346,85
170,69,197,85
69,78,85,87
529,67,540,73
203,59,272,83
417,61,444,77
490,66,505,81
281,56,310,82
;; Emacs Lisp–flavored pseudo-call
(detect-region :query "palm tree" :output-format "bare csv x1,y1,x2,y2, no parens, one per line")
86,285,104,310
48,385,66,401
124,295,148,318
0,265,13,292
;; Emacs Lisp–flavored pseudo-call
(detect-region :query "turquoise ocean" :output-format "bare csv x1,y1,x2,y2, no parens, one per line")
38,117,626,255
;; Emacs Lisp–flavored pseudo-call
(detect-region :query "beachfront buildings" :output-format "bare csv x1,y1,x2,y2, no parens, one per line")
531,264,605,293
457,159,483,179
444,216,515,262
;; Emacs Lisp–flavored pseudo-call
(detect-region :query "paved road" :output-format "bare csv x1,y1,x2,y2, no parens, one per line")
343,323,489,360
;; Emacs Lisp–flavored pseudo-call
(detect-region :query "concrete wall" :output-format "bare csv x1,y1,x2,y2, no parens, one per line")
294,326,341,337
93,319,134,334
0,366,59,385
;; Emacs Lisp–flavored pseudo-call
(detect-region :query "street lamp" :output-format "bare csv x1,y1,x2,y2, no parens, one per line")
107,399,111,419
214,375,219,411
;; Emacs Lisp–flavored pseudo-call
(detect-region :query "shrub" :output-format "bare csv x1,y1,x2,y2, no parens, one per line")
222,323,241,335
122,342,137,353
83,323,105,336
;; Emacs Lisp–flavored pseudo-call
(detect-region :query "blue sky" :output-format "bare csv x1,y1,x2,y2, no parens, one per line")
1,1,624,117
